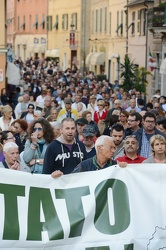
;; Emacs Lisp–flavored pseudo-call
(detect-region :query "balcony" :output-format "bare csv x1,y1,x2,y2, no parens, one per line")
148,6,166,28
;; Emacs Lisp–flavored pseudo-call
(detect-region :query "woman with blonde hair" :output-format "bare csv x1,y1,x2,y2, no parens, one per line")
143,134,166,163
0,105,14,131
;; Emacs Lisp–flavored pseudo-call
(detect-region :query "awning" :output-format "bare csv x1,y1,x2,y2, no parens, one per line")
45,50,59,58
85,52,95,65
45,50,51,57
50,49,59,58
160,58,166,75
90,52,105,65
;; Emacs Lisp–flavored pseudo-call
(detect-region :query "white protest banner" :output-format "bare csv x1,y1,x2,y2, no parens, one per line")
0,164,165,249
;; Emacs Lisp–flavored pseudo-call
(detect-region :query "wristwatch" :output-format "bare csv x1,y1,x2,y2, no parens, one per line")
36,159,40,164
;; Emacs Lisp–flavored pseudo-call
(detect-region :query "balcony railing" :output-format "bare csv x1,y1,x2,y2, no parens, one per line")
148,6,166,28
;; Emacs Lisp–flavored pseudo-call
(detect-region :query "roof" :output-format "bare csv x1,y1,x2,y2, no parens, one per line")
126,0,154,7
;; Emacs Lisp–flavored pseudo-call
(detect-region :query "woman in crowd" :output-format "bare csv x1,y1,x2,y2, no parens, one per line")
23,118,54,174
143,134,166,163
87,95,97,114
103,114,119,136
0,105,15,131
82,110,100,137
0,130,16,162
119,110,129,129
159,96,166,113
121,92,130,110
20,103,35,124
93,99,108,124
13,119,28,153
29,94,37,107
104,101,110,111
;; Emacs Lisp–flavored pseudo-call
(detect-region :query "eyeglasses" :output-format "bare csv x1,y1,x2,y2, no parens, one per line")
33,127,43,132
127,119,136,122
97,104,103,106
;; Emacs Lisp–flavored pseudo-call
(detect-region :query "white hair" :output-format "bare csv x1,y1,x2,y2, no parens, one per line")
50,121,61,130
3,142,18,153
34,110,42,117
95,135,113,153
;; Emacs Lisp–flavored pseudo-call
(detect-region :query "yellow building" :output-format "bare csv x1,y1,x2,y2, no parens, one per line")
86,0,127,82
86,0,109,76
47,0,91,71
108,0,127,83
0,0,7,90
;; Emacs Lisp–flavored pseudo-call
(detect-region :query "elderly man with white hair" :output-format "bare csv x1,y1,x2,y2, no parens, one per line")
0,142,20,170
52,136,127,177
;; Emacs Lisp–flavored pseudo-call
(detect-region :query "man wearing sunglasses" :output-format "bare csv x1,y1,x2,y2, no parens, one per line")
116,135,146,163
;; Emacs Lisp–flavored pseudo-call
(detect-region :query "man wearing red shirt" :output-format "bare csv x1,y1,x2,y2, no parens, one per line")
116,135,146,163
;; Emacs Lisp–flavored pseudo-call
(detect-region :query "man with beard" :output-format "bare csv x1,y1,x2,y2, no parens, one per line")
111,123,125,159
133,112,166,158
116,135,146,163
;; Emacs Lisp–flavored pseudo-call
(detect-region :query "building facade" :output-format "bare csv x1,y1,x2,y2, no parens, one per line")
14,0,48,61
0,0,7,90
47,0,91,72
148,0,166,95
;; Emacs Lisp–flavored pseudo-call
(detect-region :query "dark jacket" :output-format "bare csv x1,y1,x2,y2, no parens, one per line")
132,127,166,154
73,156,117,172
43,138,87,174
14,133,28,153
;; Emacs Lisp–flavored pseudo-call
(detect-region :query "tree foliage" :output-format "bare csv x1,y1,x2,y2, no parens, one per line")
134,67,152,93
120,54,152,93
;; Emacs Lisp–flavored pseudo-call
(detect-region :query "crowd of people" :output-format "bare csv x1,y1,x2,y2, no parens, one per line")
0,57,166,176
